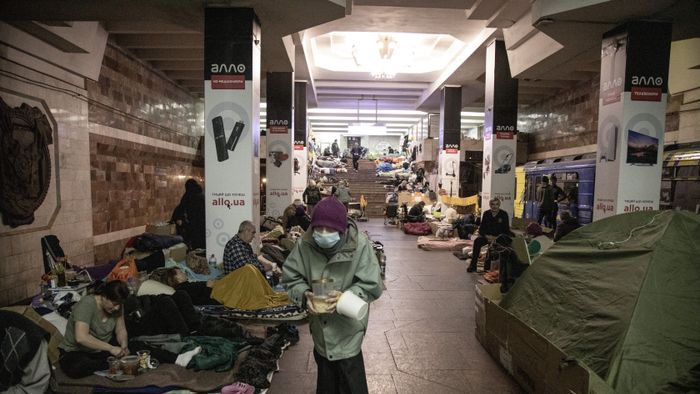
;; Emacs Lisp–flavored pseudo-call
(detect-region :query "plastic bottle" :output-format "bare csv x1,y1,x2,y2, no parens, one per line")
208,254,217,268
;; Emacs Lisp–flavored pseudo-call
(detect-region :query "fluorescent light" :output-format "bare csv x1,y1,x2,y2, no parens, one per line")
309,116,421,122
348,124,387,135
308,108,426,115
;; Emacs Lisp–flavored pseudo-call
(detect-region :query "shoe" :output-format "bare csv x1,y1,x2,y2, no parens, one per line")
466,266,476,273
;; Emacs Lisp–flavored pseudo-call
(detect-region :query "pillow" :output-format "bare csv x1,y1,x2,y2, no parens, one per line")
137,279,174,296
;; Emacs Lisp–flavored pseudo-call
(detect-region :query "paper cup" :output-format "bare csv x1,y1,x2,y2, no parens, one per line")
336,291,368,320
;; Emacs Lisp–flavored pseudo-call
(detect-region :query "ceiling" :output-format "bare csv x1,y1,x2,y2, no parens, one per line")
3,0,699,136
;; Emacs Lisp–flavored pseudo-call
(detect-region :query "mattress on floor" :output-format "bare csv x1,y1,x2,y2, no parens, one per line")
417,236,473,251
197,304,307,321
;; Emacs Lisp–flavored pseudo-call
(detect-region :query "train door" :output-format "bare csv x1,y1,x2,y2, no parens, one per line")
524,174,541,222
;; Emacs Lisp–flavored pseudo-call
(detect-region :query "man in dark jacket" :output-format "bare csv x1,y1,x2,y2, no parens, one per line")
331,139,340,158
171,179,206,249
467,198,512,273
350,143,363,171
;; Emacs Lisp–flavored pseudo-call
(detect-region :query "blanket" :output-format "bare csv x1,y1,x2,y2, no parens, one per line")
197,304,306,321
417,236,473,251
52,354,241,393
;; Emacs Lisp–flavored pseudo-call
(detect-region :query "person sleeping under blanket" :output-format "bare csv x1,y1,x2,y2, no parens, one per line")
149,265,290,310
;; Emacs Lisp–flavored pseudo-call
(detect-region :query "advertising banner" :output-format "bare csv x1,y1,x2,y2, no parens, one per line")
265,72,294,217
292,81,308,201
439,150,460,198
593,22,671,221
204,8,261,261
481,40,517,220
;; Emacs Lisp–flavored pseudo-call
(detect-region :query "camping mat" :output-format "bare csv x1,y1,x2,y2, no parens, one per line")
417,236,472,251
500,210,700,393
197,304,307,321
52,351,244,393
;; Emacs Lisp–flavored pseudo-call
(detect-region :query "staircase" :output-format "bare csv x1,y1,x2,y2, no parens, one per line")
336,159,391,218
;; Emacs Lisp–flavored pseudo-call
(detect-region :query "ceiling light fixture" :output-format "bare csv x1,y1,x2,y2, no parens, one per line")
351,35,401,80
346,96,388,135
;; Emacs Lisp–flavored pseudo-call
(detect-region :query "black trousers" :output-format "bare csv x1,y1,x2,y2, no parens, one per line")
352,158,359,170
314,349,368,394
468,235,492,271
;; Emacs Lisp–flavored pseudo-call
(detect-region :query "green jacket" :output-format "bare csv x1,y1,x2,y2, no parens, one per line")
282,219,382,361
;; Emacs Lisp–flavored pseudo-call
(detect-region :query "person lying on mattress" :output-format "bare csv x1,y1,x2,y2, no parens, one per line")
150,263,290,310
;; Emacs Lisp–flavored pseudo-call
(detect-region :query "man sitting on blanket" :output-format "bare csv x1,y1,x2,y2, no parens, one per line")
223,221,281,281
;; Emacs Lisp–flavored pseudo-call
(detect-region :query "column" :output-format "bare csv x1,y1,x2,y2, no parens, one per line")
293,80,308,201
593,22,672,221
438,86,462,197
265,72,294,216
482,40,518,219
204,7,261,260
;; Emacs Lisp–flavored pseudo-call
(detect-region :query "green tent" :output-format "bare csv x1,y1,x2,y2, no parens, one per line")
500,210,700,393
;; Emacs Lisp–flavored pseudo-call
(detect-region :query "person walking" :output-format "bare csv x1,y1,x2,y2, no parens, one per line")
350,143,363,172
331,139,340,158
282,197,382,394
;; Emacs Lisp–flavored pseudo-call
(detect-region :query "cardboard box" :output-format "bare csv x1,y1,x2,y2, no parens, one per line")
146,222,176,235
475,283,600,393
165,242,188,262
474,284,502,344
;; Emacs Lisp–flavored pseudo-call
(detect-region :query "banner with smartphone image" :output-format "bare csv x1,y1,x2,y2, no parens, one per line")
265,72,294,217
204,7,261,262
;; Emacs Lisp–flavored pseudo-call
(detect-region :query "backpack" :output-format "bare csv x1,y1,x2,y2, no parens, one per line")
306,187,321,204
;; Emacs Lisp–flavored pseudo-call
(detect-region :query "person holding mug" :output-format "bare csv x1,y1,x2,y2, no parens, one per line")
283,196,383,394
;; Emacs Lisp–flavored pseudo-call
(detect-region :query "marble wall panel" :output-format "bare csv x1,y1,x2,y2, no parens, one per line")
520,73,688,156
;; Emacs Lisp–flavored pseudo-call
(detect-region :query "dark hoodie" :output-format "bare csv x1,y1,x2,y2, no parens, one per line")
171,179,206,249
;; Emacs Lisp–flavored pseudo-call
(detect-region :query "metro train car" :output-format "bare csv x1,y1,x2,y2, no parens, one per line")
518,158,596,225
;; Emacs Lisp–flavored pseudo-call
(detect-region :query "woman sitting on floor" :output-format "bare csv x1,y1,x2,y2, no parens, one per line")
58,281,131,378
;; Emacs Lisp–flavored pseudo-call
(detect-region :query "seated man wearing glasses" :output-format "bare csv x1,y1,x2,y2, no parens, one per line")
222,220,277,276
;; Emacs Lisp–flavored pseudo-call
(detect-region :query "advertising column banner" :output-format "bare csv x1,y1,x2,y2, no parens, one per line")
593,22,671,221
266,72,294,216
293,81,308,200
482,40,518,220
439,86,461,197
204,7,261,262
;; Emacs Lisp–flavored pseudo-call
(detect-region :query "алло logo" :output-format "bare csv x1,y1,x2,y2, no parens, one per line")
212,197,245,209
210,63,246,89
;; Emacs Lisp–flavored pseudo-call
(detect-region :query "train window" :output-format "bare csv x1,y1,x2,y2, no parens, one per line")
662,167,675,178
677,165,699,178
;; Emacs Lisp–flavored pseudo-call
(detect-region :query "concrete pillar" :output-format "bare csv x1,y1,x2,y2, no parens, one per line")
482,40,518,219
593,21,672,221
438,86,462,197
265,72,294,216
293,80,308,201
204,7,261,260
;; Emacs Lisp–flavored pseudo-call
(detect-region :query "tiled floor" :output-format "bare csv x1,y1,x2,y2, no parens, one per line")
268,219,524,393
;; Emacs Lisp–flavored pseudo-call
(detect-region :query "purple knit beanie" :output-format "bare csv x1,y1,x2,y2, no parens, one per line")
310,197,348,233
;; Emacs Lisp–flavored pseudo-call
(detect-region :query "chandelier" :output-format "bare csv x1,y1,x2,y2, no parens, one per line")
353,35,399,80
371,37,397,79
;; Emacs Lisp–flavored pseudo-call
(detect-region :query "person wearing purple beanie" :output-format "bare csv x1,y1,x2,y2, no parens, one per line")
282,196,382,394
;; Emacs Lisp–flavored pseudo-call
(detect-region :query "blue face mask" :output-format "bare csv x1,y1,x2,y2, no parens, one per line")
313,230,341,249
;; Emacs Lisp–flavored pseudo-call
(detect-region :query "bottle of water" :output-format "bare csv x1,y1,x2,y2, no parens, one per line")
208,254,217,269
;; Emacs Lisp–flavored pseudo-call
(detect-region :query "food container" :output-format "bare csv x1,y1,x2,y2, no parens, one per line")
120,355,139,376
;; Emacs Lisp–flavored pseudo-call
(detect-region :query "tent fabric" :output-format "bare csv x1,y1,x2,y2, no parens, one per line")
499,210,700,393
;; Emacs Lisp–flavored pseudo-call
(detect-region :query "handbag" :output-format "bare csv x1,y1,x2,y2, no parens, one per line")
107,258,138,282
186,249,210,275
